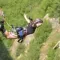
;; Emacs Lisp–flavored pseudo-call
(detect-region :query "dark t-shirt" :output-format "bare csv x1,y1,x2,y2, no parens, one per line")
26,23,36,35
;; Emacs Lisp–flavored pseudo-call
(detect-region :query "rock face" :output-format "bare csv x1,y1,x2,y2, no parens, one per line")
39,14,60,60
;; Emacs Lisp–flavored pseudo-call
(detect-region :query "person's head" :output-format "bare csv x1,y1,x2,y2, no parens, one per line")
32,18,43,27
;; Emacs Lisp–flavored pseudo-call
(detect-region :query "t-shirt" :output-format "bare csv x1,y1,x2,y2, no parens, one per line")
26,23,36,35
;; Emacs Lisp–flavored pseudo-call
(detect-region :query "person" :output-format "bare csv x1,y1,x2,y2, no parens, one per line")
13,14,43,42
0,14,43,42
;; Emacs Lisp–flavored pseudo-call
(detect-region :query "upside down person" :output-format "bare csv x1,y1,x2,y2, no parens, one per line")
12,14,43,42
0,14,43,42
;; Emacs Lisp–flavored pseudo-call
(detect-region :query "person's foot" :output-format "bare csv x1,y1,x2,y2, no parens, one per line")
18,39,23,43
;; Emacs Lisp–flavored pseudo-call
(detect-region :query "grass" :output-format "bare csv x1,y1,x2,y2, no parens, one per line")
0,39,13,60
47,32,60,60
0,0,45,53
16,43,25,57
0,0,60,60
48,48,60,60
18,20,52,60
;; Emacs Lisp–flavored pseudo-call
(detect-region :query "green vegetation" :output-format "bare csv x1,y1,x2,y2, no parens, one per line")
47,32,60,60
48,48,60,60
19,20,52,60
48,48,55,60
0,0,60,60
0,39,13,60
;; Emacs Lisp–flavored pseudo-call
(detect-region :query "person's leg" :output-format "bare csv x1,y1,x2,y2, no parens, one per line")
4,30,17,39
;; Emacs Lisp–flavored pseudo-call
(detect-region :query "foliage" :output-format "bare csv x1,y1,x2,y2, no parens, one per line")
47,48,55,60
0,40,13,60
19,20,52,60
48,48,60,60
0,0,60,60
16,43,25,57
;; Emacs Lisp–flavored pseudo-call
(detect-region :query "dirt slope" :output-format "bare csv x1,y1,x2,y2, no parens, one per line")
39,14,60,60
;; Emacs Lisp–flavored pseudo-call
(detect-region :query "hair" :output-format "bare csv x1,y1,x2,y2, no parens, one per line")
33,18,43,24
29,18,43,27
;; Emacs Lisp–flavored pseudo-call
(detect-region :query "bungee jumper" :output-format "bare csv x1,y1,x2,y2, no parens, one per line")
11,14,43,42
0,13,43,43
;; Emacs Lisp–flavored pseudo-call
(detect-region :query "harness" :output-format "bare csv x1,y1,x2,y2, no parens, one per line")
16,27,25,42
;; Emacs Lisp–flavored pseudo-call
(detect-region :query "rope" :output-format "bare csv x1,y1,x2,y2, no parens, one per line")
5,21,12,28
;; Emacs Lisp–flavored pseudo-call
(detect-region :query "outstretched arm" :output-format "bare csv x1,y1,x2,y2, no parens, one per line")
24,14,30,23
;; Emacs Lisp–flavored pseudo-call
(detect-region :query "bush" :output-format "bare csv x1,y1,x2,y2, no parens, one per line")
20,20,52,60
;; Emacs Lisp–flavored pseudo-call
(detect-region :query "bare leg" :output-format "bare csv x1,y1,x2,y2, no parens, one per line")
4,30,17,39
